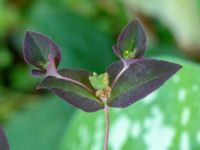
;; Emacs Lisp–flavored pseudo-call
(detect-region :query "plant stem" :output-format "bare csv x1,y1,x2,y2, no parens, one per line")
104,104,109,150
111,62,129,88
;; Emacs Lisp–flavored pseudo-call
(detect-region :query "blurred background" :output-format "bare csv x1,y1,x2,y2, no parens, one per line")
0,0,200,149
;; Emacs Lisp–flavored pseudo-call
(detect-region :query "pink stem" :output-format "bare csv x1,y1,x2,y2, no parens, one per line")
104,104,109,150
57,75,93,93
46,54,59,77
111,62,129,88
46,54,94,94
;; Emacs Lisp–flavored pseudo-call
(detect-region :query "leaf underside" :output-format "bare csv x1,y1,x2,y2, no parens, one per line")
38,69,104,112
23,31,61,72
107,59,182,108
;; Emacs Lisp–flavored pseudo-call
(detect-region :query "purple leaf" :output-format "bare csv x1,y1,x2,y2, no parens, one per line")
38,69,104,112
23,31,61,76
31,69,46,76
113,19,146,60
0,127,9,150
107,59,182,108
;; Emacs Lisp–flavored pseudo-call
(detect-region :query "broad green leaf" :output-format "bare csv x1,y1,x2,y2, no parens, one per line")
58,57,200,150
5,96,74,150
38,69,104,112
107,59,181,108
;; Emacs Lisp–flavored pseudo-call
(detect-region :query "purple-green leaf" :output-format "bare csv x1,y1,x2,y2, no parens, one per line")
31,69,46,76
0,127,9,150
38,69,104,112
107,59,182,108
113,19,146,60
23,31,61,76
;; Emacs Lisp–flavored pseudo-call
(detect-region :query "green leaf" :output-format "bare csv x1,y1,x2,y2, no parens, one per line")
5,96,74,150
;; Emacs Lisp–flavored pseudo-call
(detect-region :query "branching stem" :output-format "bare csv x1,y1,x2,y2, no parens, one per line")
104,104,109,150
111,62,129,88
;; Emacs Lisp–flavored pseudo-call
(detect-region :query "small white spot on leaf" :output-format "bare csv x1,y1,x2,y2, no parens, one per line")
143,91,158,104
91,116,104,150
144,106,163,129
197,131,200,143
109,115,130,150
173,75,180,83
143,106,175,150
131,121,141,138
179,131,190,150
178,88,187,102
111,108,122,115
78,125,90,149
192,85,198,92
180,107,190,126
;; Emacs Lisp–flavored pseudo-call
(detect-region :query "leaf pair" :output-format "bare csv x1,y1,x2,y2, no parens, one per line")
23,19,182,112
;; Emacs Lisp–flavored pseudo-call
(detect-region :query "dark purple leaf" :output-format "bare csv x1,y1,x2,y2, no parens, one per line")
112,45,123,60
114,19,146,60
106,60,124,87
58,69,93,89
107,59,182,108
0,127,9,150
31,69,46,76
23,31,61,75
38,69,104,112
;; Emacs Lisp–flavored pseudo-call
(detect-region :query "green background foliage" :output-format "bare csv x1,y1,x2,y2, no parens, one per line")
0,0,200,149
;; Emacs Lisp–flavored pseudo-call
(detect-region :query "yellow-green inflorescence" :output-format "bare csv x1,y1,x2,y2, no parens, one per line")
89,72,111,102
37,61,48,70
123,49,136,59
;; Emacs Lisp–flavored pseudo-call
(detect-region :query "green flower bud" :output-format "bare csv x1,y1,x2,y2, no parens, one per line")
89,72,109,90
